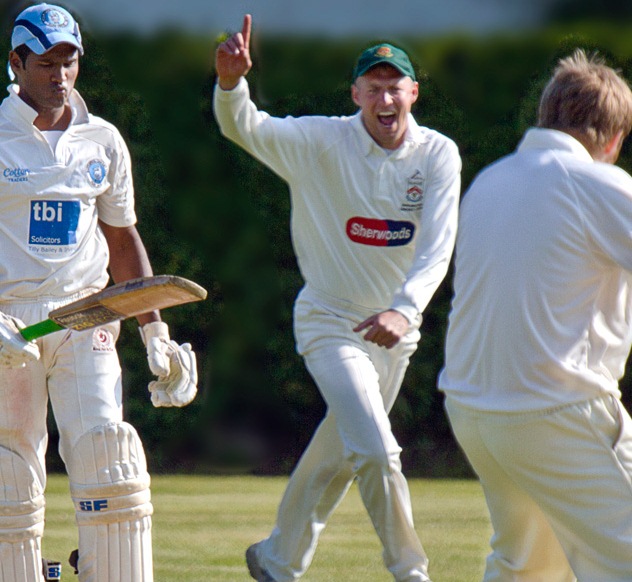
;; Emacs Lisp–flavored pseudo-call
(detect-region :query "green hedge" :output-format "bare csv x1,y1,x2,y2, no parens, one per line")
2,19,631,476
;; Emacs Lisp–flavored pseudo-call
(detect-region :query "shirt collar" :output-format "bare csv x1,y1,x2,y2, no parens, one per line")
517,127,594,163
5,83,90,128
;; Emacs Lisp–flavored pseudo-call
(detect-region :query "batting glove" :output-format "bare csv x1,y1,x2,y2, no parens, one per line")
140,321,198,407
0,312,40,368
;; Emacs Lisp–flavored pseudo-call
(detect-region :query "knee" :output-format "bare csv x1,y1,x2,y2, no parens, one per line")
350,444,402,477
67,422,153,525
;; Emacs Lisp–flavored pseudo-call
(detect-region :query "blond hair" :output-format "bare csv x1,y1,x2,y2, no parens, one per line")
537,49,632,150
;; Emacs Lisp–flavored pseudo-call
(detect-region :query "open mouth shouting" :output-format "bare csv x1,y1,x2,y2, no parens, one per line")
377,111,397,127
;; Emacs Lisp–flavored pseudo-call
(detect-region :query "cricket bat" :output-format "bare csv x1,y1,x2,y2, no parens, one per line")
19,275,207,342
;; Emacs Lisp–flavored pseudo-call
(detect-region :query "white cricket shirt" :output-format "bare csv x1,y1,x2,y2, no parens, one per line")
439,128,632,411
0,85,136,301
214,79,461,322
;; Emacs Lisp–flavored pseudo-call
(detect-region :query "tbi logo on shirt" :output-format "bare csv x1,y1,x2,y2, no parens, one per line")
346,217,415,247
29,200,80,246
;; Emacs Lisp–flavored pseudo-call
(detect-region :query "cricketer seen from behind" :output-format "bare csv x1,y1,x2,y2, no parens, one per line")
439,49,632,581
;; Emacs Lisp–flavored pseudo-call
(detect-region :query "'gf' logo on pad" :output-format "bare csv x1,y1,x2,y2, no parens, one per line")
79,499,109,511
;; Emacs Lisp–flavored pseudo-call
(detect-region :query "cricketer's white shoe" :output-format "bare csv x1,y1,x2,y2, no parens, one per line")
246,543,276,582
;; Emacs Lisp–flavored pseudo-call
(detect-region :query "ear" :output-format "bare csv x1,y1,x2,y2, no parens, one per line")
605,130,624,155
351,83,361,107
411,80,419,104
599,130,625,163
8,51,23,80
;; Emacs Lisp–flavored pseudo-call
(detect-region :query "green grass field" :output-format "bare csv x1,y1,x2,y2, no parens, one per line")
42,474,491,581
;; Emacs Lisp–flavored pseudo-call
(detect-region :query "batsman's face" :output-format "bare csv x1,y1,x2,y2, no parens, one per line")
9,43,79,115
352,64,418,150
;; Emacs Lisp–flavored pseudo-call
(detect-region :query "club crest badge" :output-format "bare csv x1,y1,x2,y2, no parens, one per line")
87,159,106,187
375,46,394,58
406,185,423,203
401,170,425,212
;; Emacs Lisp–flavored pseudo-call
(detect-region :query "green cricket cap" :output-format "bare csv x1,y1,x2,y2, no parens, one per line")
352,43,416,81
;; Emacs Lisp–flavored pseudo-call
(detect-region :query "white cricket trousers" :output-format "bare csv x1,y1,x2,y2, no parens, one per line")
0,297,124,487
445,394,632,582
0,297,123,577
257,286,430,582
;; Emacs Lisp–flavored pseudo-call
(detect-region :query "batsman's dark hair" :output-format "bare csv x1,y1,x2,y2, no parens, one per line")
13,44,32,66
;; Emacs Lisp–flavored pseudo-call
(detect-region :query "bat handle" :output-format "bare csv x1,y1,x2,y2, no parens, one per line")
20,320,65,342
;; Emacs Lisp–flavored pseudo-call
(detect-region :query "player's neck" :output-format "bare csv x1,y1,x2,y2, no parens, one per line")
34,105,72,132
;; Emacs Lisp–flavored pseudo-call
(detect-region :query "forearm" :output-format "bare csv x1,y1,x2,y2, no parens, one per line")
107,233,153,283
213,77,260,148
100,221,159,326
391,160,460,320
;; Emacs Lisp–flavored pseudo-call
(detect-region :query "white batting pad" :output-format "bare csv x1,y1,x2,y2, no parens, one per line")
68,422,153,582
0,445,45,582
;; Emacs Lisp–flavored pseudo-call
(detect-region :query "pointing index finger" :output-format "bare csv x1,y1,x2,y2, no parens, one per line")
242,14,252,50
353,315,375,333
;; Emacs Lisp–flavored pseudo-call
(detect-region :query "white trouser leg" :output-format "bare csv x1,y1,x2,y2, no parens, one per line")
259,292,428,582
445,398,575,582
0,301,133,582
67,422,153,582
304,343,428,582
262,415,355,579
446,395,632,582
0,302,50,582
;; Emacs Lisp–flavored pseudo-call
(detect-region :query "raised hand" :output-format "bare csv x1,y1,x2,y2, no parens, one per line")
215,14,253,90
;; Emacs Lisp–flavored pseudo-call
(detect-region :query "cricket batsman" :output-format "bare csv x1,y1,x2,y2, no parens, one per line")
0,4,198,580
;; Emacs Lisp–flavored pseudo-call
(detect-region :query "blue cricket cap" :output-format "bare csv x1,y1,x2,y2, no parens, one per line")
11,3,83,56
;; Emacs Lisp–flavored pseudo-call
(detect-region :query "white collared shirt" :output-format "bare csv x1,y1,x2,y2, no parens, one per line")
0,85,136,300
214,78,461,321
439,128,632,411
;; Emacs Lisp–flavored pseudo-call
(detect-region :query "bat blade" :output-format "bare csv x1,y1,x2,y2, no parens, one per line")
19,275,207,341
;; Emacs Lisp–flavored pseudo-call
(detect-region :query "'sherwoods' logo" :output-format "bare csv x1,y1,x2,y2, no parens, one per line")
346,217,415,247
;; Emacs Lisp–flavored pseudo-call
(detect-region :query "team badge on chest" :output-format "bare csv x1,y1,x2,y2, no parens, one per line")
87,159,107,187
401,170,425,212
